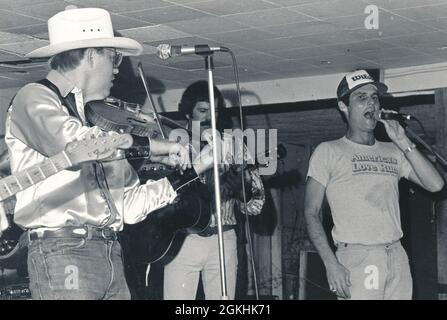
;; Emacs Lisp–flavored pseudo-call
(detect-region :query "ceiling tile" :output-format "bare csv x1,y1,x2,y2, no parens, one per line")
393,3,447,21
184,0,279,16
353,47,423,61
261,20,340,37
111,14,154,30
67,0,170,13
233,53,288,67
120,25,190,43
0,10,45,30
166,17,248,35
1,0,447,93
298,54,371,67
2,24,48,36
8,1,68,20
381,31,447,48
256,60,320,74
419,16,447,29
0,31,36,45
240,36,314,52
296,29,369,46
224,8,315,28
0,51,25,62
362,0,447,10
0,0,60,10
203,29,277,44
124,5,213,24
273,46,345,59
267,0,332,6
323,40,397,54
290,0,369,19
0,40,49,56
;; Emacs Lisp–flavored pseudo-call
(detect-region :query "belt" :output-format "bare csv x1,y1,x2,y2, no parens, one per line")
336,240,401,250
29,226,118,241
198,225,236,237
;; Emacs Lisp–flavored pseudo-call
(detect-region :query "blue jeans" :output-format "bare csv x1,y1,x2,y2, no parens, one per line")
335,241,412,300
27,237,131,300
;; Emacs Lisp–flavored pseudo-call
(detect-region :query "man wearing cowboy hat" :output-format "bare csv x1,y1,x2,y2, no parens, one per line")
4,7,213,300
304,70,444,300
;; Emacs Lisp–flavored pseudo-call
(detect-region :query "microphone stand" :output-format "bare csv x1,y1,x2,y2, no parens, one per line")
402,122,447,167
203,54,228,300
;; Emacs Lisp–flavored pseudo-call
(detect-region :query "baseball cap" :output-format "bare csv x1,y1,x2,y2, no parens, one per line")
337,70,388,100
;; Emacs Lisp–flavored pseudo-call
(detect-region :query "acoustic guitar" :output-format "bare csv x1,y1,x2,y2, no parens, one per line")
0,133,134,268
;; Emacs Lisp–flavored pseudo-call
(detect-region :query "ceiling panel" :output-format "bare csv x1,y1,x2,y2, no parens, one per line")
392,3,447,20
202,29,278,44
290,0,369,19
260,20,341,37
67,0,170,13
0,10,44,29
125,5,213,24
0,0,446,93
184,0,279,16
239,36,314,52
165,16,248,34
362,0,447,10
224,8,315,28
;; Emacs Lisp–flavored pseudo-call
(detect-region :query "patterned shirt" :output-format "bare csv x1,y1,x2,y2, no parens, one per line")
200,133,266,227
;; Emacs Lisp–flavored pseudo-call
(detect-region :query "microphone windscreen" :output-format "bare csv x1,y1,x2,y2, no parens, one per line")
374,110,382,121
156,44,171,60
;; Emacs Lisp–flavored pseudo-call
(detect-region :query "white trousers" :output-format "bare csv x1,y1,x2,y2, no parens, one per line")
163,230,237,300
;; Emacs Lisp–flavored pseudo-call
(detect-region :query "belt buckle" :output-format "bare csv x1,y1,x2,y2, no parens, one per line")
101,228,116,240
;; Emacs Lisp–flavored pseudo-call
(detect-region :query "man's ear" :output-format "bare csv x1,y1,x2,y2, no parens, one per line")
338,100,348,114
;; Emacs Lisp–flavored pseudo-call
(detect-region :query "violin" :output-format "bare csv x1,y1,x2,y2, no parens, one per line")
85,97,181,138
85,97,187,181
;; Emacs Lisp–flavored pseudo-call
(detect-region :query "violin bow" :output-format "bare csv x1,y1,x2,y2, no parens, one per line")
137,62,168,139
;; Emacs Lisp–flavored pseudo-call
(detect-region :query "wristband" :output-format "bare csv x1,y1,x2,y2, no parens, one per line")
403,144,416,155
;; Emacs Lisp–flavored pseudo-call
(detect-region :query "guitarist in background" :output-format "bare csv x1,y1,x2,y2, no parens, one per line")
4,7,214,300
163,81,266,300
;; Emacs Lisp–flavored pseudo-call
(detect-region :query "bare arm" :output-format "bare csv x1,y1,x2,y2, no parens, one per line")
304,177,351,298
400,139,444,192
379,115,444,192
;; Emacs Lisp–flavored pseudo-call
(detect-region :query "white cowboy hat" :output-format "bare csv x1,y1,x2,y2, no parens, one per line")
26,7,143,58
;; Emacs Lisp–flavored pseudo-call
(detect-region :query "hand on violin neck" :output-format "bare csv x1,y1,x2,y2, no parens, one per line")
192,143,215,175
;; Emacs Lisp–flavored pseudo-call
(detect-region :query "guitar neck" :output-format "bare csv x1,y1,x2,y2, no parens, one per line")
0,152,72,201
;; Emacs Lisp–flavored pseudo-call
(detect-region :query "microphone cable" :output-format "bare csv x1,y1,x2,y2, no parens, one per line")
226,49,260,300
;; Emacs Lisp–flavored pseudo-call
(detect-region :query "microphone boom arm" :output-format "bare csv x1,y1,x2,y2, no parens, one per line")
402,123,447,167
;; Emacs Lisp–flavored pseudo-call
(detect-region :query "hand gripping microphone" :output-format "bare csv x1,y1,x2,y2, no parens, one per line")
374,110,414,121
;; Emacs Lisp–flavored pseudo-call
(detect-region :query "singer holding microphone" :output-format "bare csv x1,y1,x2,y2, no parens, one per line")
304,70,444,300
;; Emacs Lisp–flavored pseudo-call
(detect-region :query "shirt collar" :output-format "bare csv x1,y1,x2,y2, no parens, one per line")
46,69,76,98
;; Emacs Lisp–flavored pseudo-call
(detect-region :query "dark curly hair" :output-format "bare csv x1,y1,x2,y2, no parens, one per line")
178,80,232,131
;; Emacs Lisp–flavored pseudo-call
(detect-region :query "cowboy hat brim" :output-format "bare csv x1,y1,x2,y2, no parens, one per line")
26,37,143,58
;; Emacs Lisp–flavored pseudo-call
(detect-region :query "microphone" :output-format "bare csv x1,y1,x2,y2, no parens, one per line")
156,44,229,60
374,110,414,121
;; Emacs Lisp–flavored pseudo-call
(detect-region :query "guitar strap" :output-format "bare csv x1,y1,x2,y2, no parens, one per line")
35,79,120,228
